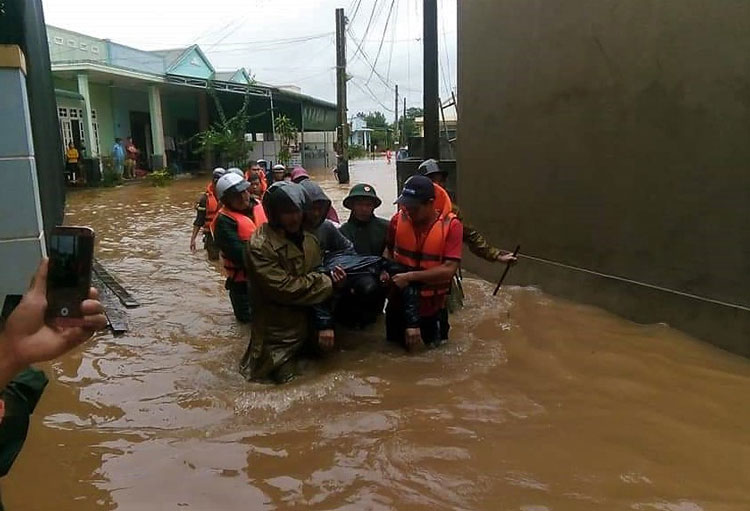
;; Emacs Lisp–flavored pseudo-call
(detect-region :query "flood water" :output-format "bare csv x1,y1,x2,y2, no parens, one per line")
4,160,750,510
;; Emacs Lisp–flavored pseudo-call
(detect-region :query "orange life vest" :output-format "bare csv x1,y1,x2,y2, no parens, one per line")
433,183,453,217
217,208,257,282
204,183,219,233
215,203,268,282
393,210,456,297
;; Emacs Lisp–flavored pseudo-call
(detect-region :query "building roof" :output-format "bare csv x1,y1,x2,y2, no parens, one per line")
150,47,188,68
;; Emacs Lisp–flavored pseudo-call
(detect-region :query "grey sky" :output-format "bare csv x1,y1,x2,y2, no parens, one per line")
41,0,457,119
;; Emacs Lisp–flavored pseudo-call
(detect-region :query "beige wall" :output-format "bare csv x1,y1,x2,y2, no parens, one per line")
458,0,750,355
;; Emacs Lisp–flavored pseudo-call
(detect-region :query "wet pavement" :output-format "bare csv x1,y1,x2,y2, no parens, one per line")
4,159,750,510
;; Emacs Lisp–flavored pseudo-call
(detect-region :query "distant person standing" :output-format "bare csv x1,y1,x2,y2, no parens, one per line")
65,141,79,182
124,137,139,179
386,149,392,165
112,138,125,177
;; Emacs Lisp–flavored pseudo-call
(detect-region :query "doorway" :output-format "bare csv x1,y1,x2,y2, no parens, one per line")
129,111,152,170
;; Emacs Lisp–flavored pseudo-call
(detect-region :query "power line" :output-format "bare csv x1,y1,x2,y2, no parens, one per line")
349,0,381,63
365,0,397,87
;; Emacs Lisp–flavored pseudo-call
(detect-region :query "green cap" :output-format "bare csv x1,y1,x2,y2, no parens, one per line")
343,183,382,209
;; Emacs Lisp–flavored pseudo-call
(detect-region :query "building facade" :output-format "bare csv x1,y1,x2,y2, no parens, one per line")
47,25,337,174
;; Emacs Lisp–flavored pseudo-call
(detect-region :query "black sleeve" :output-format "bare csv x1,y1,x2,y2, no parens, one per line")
193,194,207,227
213,215,245,268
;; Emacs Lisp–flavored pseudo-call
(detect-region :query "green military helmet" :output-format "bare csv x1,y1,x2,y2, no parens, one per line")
343,183,382,209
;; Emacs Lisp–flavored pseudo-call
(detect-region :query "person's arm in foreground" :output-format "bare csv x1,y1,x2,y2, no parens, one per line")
0,259,107,389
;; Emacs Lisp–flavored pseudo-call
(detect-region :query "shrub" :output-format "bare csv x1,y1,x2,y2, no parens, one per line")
148,168,173,187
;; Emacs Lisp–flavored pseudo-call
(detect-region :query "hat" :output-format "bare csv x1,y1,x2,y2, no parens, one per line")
256,159,267,167
212,167,227,180
216,173,250,200
394,175,435,206
227,167,244,177
272,164,286,173
290,166,310,183
417,158,447,178
343,183,382,209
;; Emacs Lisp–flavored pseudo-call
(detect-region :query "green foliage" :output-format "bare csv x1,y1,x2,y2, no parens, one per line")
400,107,424,142
100,155,122,187
148,168,173,187
194,80,256,167
357,111,388,129
275,114,298,166
349,145,367,159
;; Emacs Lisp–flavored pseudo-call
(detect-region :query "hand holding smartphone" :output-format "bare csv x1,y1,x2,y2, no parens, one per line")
46,226,95,327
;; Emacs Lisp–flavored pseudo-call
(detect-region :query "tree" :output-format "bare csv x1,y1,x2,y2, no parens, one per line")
274,114,298,166
401,107,424,142
194,80,255,167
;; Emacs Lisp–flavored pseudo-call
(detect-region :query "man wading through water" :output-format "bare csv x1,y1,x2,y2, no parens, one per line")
212,173,267,323
190,167,226,260
240,182,346,383
384,175,464,350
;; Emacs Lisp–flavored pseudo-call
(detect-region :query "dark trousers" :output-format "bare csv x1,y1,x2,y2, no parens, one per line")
335,274,385,328
226,278,251,323
203,232,220,261
385,302,447,348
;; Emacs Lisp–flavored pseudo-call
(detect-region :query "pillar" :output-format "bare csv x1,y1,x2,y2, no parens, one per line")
198,92,211,170
76,72,97,157
148,85,166,169
0,45,47,304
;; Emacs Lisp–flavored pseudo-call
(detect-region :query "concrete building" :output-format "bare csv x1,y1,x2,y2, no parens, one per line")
349,115,373,150
458,1,750,355
47,25,337,174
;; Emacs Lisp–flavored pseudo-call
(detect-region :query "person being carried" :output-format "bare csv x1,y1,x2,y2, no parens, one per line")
190,167,225,260
212,173,267,323
240,182,346,383
299,180,351,255
384,175,463,351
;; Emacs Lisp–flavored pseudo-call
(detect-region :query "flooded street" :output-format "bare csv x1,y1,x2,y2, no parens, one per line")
4,160,750,510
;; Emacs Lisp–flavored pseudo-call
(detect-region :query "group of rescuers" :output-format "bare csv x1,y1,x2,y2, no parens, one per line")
190,159,517,384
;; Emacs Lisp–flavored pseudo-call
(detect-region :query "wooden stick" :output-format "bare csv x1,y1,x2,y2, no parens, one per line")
492,245,521,297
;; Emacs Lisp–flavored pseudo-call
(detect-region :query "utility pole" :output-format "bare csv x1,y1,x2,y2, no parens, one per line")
335,7,350,184
394,84,399,147
403,96,407,146
423,0,440,160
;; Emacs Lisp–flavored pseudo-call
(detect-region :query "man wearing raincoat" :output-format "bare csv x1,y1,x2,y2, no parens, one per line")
240,182,345,384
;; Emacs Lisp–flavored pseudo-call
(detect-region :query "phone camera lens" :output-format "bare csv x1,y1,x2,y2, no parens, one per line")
60,307,69,317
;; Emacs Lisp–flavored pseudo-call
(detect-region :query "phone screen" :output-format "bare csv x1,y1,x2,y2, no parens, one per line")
47,228,95,321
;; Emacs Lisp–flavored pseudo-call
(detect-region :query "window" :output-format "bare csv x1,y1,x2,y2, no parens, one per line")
54,36,64,45
91,46,100,54
69,109,78,119
67,39,77,48
79,42,88,51
58,107,68,118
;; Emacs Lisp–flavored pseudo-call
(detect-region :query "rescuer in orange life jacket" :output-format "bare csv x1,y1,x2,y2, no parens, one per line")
384,175,464,350
212,173,268,323
190,167,226,260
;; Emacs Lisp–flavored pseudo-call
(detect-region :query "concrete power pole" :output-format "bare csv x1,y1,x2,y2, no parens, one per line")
394,84,399,146
335,7,350,184
423,0,440,160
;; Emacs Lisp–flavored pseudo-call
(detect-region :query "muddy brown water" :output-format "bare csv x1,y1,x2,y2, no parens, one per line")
4,160,750,510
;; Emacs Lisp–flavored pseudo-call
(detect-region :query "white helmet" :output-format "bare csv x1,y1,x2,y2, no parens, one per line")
227,167,244,177
216,173,250,200
212,167,227,180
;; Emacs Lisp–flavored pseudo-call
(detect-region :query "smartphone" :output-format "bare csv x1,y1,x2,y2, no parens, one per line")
46,226,95,326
